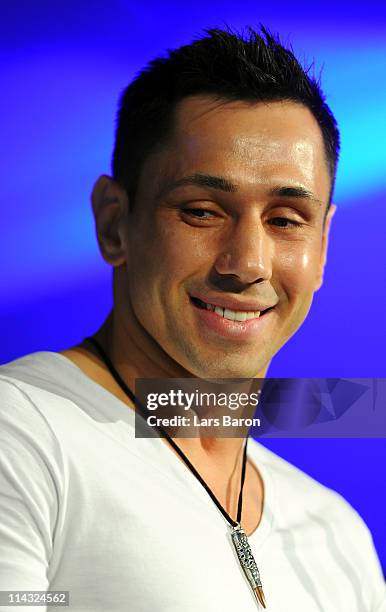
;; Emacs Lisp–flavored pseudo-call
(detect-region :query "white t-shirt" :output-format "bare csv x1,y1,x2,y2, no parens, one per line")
0,351,384,612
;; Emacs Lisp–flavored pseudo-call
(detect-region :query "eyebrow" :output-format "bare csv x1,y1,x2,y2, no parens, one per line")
159,173,237,197
269,185,322,206
160,172,321,205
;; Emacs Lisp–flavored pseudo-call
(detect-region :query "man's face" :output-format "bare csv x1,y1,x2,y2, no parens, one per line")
117,97,334,378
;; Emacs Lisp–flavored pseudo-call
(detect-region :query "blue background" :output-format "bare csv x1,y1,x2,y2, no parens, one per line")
1,1,385,572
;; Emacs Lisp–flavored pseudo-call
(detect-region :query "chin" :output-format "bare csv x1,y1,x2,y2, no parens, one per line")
190,358,267,380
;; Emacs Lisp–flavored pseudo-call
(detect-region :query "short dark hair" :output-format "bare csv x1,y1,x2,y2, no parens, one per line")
112,26,340,207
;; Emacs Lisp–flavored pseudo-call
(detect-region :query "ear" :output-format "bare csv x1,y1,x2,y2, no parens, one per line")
314,203,336,291
91,175,129,267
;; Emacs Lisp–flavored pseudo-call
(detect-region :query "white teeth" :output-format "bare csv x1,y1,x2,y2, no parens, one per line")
224,308,236,321
212,304,260,321
222,308,259,321
234,311,247,322
197,298,262,321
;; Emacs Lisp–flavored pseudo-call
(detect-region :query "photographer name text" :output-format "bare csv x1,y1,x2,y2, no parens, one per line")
146,414,261,428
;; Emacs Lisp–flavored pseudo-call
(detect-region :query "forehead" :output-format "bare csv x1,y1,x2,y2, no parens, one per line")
140,96,331,203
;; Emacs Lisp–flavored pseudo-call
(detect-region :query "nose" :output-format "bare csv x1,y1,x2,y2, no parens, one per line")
214,215,273,284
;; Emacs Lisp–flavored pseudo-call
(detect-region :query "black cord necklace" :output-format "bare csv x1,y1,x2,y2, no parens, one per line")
84,335,266,608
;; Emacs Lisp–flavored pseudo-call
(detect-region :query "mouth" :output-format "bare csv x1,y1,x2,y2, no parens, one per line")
190,296,275,322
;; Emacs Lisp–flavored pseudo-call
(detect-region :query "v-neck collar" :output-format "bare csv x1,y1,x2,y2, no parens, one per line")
17,350,276,549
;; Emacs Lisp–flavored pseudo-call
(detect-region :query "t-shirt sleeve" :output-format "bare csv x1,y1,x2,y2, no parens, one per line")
0,378,62,611
335,489,386,611
360,523,386,611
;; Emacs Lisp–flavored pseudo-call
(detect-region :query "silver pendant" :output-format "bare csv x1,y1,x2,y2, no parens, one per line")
230,524,267,608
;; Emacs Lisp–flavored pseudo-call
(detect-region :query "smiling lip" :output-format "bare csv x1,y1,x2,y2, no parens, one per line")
190,293,277,313
190,295,276,340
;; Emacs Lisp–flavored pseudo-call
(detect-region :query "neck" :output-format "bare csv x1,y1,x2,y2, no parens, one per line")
95,309,194,380
84,308,267,466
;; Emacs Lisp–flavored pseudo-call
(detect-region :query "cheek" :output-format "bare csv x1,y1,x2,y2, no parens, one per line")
128,220,206,304
273,241,322,343
276,240,322,299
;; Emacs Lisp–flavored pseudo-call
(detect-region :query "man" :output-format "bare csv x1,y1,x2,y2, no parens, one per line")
0,27,384,611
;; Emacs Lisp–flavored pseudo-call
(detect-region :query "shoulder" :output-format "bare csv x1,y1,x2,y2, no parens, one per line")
0,353,71,462
249,437,385,602
0,350,136,459
0,359,68,513
0,366,53,435
0,350,91,424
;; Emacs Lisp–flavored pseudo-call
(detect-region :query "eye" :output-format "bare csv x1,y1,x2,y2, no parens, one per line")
269,217,302,229
182,208,216,219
